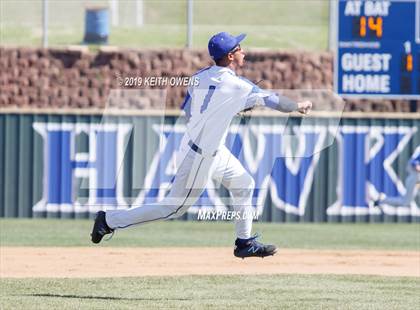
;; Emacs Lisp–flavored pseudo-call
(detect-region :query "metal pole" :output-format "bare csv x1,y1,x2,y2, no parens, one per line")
410,100,417,112
42,0,48,48
110,0,119,27
328,0,337,51
136,0,144,27
187,0,193,48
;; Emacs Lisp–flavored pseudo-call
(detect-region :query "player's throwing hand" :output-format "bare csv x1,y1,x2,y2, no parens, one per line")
297,100,313,114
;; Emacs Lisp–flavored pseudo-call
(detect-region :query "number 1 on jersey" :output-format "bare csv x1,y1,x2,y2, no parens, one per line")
200,85,216,113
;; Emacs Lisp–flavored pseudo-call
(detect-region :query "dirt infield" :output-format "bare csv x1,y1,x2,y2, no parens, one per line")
1,247,419,278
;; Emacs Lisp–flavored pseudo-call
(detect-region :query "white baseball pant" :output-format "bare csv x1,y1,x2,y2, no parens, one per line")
106,139,255,239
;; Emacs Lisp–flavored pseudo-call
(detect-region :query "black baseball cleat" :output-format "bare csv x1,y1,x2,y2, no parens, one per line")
91,211,114,244
233,235,277,259
372,194,386,211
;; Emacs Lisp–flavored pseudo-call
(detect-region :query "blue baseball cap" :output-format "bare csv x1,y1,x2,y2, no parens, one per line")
208,32,246,61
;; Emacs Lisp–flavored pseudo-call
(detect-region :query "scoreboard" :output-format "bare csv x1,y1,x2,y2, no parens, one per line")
336,0,420,99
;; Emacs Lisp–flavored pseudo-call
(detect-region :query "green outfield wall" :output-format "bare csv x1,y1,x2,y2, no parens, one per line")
0,109,419,223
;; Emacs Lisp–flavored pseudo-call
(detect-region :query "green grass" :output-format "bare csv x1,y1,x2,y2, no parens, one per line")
1,219,419,250
0,0,329,50
1,220,419,309
1,274,419,309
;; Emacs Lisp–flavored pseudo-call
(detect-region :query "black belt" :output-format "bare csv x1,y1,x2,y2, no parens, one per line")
188,140,217,157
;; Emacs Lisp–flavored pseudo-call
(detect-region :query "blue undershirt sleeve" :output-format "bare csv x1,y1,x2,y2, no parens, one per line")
241,77,298,112
180,91,192,121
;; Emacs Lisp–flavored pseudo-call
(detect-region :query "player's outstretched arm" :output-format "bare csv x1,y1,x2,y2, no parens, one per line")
261,93,312,115
241,77,312,115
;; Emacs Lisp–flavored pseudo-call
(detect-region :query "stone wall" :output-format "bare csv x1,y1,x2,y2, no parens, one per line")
0,47,416,112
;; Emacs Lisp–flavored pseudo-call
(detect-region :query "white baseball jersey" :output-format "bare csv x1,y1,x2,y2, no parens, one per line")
182,65,296,154
184,66,254,153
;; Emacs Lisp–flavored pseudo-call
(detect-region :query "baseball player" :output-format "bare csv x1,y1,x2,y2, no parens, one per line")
91,32,312,258
374,146,420,208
